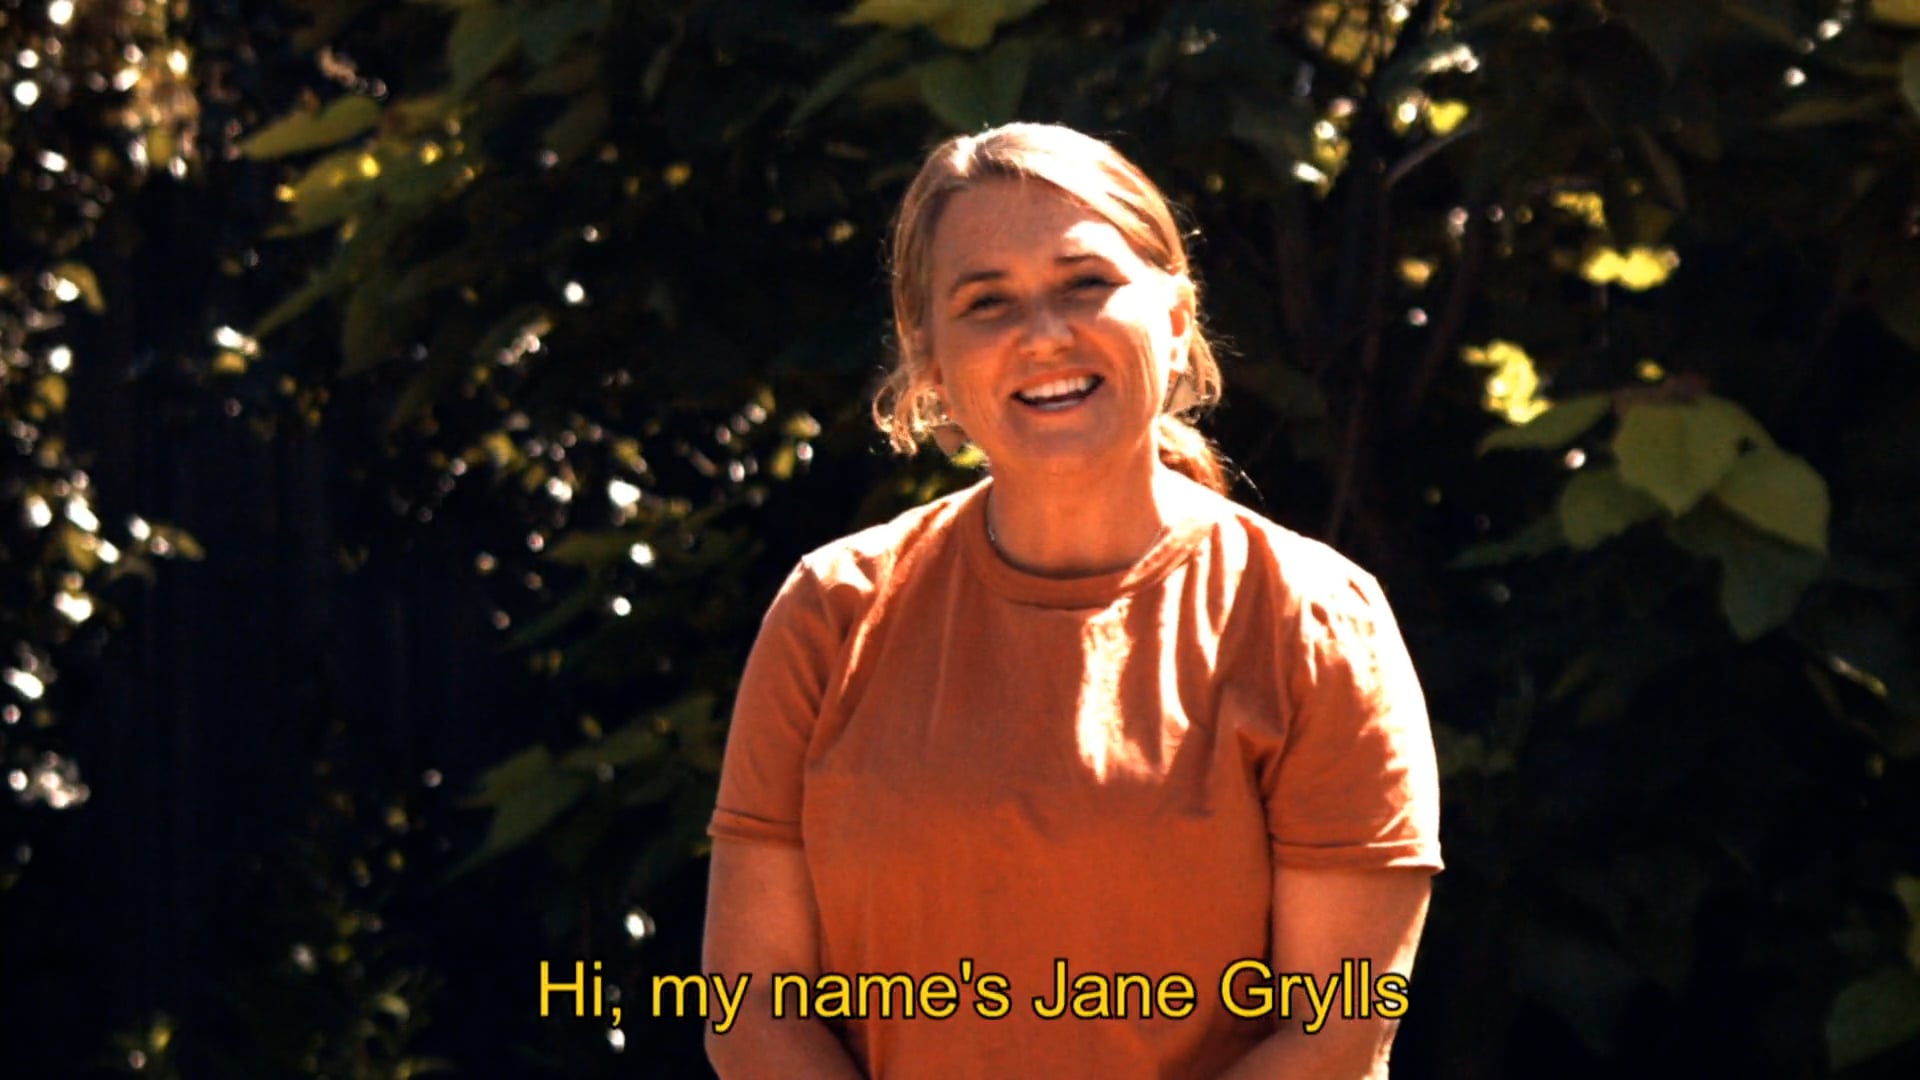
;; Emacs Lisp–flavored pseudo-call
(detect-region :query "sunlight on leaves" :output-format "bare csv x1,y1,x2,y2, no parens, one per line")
1901,42,1920,120
239,95,379,159
1581,246,1680,291
1551,190,1607,228
1827,968,1920,1070
1558,468,1661,550
1426,99,1470,134
1461,340,1551,424
1613,398,1770,516
839,0,1047,50
1711,445,1830,553
1479,394,1611,454
1870,0,1920,29
912,39,1031,131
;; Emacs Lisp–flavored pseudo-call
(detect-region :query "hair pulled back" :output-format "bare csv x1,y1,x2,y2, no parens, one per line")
872,123,1227,494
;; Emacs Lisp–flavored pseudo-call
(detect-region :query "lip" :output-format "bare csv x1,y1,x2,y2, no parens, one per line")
1008,371,1103,400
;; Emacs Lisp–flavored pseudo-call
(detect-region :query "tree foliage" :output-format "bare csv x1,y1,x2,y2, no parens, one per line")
6,0,1920,1075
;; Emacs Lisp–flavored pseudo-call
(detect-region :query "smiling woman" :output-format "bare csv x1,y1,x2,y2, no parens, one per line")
703,123,1442,1080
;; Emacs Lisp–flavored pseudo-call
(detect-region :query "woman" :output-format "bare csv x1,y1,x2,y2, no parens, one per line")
703,123,1441,1079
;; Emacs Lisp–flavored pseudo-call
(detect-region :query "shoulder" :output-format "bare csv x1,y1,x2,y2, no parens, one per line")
1181,482,1390,630
784,479,980,614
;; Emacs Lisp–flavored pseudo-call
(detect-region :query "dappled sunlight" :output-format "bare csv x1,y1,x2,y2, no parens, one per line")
1462,340,1552,424
1582,246,1680,291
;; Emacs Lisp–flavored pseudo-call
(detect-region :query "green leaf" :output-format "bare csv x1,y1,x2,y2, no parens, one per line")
1827,968,1920,1071
1871,0,1920,31
1897,876,1920,969
448,1,522,96
466,745,555,806
929,0,1046,47
1772,93,1898,129
1229,95,1315,180
519,0,608,68
1557,468,1662,550
1666,504,1824,641
239,95,380,159
790,31,910,127
1449,513,1566,568
1631,127,1686,211
1902,42,1920,121
272,147,372,236
1710,446,1830,553
254,262,348,338
49,261,107,314
1613,397,1771,516
911,39,1031,132
1478,394,1611,454
457,771,587,872
1869,248,1920,349
504,583,601,649
542,91,608,166
1373,33,1477,104
839,0,1047,50
560,725,665,772
341,280,397,376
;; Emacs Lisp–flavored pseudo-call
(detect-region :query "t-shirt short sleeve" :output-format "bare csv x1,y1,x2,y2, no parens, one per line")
1265,573,1443,872
707,559,840,847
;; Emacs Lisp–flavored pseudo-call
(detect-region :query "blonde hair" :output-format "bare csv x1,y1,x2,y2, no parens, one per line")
871,123,1228,494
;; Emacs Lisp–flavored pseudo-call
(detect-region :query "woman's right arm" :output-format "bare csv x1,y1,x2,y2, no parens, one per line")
702,839,864,1078
704,559,865,1077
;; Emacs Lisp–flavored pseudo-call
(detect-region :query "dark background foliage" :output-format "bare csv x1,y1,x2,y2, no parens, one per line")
3,0,1918,1076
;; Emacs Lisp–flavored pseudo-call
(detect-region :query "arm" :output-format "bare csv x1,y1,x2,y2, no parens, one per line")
1216,866,1433,1079
702,839,865,1079
1223,561,1442,1077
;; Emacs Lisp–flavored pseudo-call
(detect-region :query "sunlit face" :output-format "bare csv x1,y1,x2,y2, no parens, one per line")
918,178,1192,483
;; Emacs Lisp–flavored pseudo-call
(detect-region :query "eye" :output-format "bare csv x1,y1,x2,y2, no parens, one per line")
1067,274,1118,294
962,293,1008,315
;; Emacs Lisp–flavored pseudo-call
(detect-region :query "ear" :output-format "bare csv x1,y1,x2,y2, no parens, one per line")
1166,277,1196,374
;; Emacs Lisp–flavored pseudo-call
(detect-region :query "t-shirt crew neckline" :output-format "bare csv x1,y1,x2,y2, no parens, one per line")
956,475,1215,609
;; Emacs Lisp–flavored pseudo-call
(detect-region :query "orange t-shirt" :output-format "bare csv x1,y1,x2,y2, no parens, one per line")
708,475,1442,1078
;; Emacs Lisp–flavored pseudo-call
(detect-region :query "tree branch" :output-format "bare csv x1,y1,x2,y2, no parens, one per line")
1396,205,1488,428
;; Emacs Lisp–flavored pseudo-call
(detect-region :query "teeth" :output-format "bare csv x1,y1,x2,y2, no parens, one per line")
1016,375,1097,402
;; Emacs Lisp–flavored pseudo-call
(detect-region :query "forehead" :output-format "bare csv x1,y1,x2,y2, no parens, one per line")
928,178,1147,283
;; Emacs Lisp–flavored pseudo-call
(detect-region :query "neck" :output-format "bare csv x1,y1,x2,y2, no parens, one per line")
984,459,1177,577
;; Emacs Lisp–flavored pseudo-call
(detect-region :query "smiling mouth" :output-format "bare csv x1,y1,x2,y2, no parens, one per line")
1013,375,1103,410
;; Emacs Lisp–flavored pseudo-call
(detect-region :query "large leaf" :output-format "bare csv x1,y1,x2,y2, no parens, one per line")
1557,468,1662,550
454,771,588,874
341,279,399,376
239,95,380,159
466,745,555,807
1710,446,1830,553
1449,514,1565,568
839,0,1048,49
1479,394,1611,454
519,0,608,67
1613,397,1771,516
790,31,910,127
1666,504,1825,641
272,147,373,236
448,1,522,96
911,39,1031,132
542,90,609,166
1872,0,1920,30
1903,42,1920,122
1827,968,1920,1071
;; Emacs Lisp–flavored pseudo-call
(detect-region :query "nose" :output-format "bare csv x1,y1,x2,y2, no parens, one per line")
1018,298,1073,357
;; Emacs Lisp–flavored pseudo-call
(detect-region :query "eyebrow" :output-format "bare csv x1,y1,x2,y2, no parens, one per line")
945,253,1110,299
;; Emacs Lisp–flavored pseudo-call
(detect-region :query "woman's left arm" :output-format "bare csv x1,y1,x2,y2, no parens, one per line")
1216,865,1433,1079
